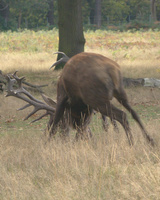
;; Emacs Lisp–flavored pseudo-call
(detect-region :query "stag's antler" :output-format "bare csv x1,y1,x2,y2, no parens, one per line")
50,52,70,70
5,71,56,123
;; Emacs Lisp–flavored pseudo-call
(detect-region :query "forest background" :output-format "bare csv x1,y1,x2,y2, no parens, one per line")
0,0,160,31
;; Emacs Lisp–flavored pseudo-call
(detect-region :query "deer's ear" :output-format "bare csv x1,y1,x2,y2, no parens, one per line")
41,94,57,108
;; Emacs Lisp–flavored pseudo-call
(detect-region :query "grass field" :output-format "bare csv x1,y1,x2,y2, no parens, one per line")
0,29,160,200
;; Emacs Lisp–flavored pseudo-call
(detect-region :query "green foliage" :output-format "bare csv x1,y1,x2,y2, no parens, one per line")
10,0,49,29
127,0,150,21
0,29,58,52
102,0,130,24
0,0,50,30
0,0,160,31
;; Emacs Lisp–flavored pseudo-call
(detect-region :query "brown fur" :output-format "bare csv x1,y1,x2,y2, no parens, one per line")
51,52,154,145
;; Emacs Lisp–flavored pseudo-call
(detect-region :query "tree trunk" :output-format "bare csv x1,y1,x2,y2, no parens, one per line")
87,0,95,24
56,0,85,69
47,0,54,26
94,0,101,28
0,2,9,27
18,10,22,29
150,0,157,22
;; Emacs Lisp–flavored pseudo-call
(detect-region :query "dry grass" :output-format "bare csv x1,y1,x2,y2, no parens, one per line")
0,52,56,73
1,29,160,79
0,121,160,200
85,46,160,79
0,30,160,199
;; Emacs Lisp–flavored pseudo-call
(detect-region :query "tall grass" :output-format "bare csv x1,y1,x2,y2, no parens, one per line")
0,121,160,200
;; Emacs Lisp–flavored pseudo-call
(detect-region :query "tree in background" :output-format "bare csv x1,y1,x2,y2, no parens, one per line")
11,0,49,29
84,0,102,27
0,0,50,29
47,0,54,26
150,0,157,22
127,0,150,22
0,0,9,29
86,0,95,24
0,0,160,31
102,0,130,25
94,0,101,28
56,0,85,69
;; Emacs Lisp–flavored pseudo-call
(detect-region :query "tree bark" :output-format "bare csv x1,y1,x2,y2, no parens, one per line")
94,0,101,28
150,0,157,22
56,0,85,69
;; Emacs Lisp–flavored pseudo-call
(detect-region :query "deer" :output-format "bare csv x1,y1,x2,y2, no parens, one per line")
49,52,154,146
52,52,118,133
5,52,154,146
5,54,118,139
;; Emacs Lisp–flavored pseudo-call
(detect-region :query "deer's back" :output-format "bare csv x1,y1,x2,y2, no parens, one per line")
60,52,122,103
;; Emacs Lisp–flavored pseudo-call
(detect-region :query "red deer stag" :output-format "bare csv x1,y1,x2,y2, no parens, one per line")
5,61,117,139
50,52,154,146
53,52,118,133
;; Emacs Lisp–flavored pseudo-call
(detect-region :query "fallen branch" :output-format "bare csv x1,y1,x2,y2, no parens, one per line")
123,77,160,88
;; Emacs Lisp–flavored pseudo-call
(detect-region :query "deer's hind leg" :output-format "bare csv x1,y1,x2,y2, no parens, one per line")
114,88,154,146
95,102,134,146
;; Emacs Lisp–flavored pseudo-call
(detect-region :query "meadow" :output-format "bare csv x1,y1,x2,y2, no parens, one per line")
0,29,160,200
